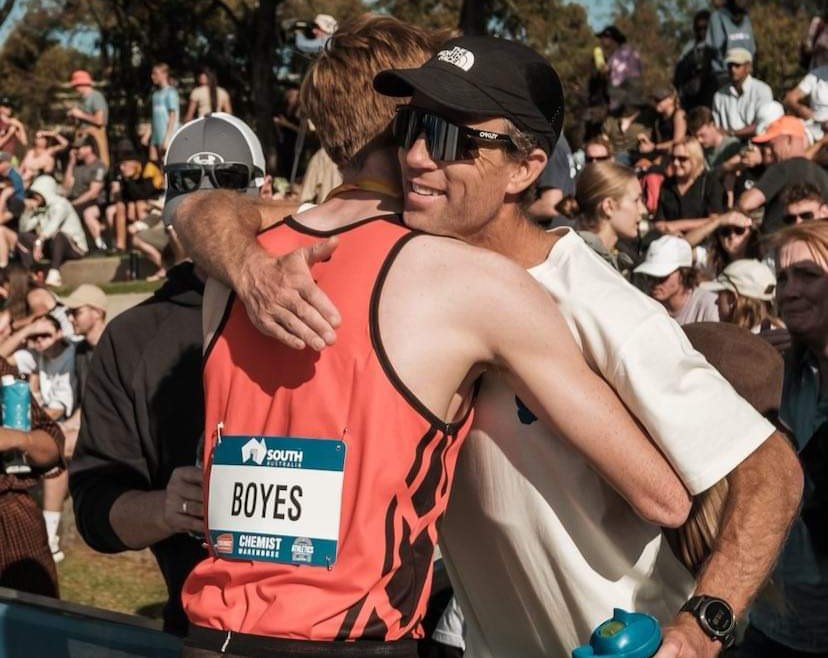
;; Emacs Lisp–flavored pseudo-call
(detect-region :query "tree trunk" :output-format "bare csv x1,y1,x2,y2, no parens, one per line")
250,0,279,172
458,0,488,35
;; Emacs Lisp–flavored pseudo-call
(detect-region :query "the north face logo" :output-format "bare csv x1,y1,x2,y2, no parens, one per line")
241,438,267,464
437,47,475,72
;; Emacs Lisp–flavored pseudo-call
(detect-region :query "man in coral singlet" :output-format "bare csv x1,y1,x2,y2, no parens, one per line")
175,16,692,658
174,18,801,658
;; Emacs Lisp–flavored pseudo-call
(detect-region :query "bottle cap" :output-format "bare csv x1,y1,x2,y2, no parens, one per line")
572,609,661,658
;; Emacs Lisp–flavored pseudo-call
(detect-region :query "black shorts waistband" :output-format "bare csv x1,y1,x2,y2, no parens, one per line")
186,624,419,658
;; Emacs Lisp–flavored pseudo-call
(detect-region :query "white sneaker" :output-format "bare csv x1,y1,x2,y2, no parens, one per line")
49,535,64,563
94,236,107,251
44,269,62,287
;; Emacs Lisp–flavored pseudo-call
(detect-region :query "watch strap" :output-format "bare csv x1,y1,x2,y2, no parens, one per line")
680,595,736,648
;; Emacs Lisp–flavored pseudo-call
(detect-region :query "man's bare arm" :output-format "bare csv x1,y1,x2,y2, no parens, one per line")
738,187,766,214
655,432,802,658
173,190,341,351
455,246,693,526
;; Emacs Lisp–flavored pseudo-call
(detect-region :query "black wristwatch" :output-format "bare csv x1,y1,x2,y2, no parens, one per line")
680,595,736,648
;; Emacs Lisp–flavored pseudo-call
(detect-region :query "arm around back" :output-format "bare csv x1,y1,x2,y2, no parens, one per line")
388,237,693,527
172,190,341,351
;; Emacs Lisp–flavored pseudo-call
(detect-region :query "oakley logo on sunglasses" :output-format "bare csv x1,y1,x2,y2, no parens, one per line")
437,47,475,72
393,105,517,162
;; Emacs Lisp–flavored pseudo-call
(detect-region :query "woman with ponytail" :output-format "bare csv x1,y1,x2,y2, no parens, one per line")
185,67,233,121
574,160,645,277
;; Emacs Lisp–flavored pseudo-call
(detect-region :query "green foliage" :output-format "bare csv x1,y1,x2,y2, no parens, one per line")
374,0,462,31
0,2,95,128
486,0,595,140
0,0,821,162
610,0,712,95
750,0,812,97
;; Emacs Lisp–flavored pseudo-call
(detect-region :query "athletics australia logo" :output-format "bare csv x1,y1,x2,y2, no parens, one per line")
437,47,475,72
291,537,314,563
241,438,267,465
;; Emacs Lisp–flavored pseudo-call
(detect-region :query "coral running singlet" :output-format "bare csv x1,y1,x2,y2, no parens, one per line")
183,215,474,642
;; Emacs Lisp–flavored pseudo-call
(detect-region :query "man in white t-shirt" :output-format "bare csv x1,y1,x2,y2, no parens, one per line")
712,48,772,139
172,32,802,658
784,65,828,143
376,37,797,658
634,235,719,325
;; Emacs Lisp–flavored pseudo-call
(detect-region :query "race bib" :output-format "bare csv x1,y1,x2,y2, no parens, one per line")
207,435,346,568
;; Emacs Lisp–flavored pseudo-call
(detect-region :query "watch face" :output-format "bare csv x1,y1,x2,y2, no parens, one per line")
702,599,734,634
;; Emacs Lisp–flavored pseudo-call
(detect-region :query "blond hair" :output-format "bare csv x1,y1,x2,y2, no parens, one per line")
299,14,444,171
673,136,705,180
664,479,729,575
728,294,782,332
769,220,828,269
574,161,637,231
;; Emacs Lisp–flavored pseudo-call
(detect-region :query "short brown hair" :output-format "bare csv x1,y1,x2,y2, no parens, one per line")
780,182,825,208
686,106,714,135
299,14,444,171
679,265,700,289
583,134,614,157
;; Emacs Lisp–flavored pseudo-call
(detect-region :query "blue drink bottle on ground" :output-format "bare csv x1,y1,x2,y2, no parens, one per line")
572,609,662,658
2,374,32,474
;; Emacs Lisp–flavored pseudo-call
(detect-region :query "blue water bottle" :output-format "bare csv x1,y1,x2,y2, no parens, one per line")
572,609,661,658
2,374,32,474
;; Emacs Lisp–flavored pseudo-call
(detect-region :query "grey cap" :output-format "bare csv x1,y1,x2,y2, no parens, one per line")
162,112,266,225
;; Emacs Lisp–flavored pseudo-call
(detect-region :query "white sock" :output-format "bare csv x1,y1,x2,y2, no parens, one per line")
43,510,61,541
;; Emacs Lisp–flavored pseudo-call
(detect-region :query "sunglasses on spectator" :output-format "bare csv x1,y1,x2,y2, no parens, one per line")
782,210,816,224
726,62,748,69
717,226,748,238
671,155,690,163
30,333,55,341
165,162,263,193
392,105,517,162
585,154,610,163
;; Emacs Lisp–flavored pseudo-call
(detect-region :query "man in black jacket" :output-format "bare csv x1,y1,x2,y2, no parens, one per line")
69,113,266,635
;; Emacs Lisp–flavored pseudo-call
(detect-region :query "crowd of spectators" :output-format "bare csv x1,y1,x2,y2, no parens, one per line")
541,5,828,338
0,61,244,291
538,8,827,655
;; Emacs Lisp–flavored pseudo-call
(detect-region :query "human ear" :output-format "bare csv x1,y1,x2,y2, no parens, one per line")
506,147,547,195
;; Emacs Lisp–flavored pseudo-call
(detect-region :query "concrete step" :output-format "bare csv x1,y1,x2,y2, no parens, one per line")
55,253,156,288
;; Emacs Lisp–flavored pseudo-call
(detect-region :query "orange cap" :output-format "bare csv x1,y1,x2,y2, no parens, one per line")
752,115,806,143
69,70,93,87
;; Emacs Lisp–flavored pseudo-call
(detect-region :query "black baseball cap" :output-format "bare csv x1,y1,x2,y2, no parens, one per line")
373,36,564,155
596,26,626,44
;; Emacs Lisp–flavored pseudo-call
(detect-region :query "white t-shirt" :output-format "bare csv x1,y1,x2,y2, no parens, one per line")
672,287,720,325
438,229,774,658
797,65,828,122
713,75,773,132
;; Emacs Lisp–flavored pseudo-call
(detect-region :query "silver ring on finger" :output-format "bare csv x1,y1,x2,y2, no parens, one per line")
181,500,188,515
